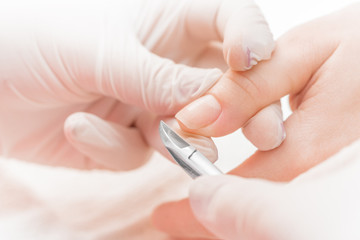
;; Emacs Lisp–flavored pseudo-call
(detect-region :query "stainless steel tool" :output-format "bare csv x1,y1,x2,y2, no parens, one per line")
159,121,223,179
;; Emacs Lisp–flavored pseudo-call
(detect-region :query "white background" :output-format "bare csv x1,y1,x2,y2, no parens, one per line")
0,0,358,239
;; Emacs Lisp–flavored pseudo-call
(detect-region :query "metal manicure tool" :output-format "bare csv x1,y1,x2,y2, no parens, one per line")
159,121,223,179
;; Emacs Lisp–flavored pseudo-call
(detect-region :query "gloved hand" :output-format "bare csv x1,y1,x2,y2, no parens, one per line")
188,139,360,240
153,3,360,238
0,0,275,170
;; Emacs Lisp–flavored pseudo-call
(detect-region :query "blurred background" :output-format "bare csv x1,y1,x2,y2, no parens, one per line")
0,0,357,239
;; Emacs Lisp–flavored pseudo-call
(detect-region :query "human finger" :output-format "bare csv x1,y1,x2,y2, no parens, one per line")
189,38,285,151
242,101,285,151
175,16,339,137
135,114,219,163
64,112,152,170
190,42,227,72
231,44,360,181
153,175,283,240
186,0,274,70
154,140,360,240
77,40,222,115
189,175,283,240
152,199,218,239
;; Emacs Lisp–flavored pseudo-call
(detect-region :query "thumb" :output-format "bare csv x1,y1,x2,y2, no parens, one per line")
189,175,284,240
64,112,152,170
185,0,274,71
79,39,223,115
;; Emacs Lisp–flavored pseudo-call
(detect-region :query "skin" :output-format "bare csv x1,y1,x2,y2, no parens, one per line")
188,140,360,240
152,4,360,239
0,0,277,170
0,0,278,171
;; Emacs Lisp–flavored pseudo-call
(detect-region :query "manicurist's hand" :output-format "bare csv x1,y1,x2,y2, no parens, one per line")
0,0,274,170
153,4,360,239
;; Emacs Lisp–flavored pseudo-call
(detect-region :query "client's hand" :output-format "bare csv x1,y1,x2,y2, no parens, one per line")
153,4,360,239
187,139,360,240
0,0,274,170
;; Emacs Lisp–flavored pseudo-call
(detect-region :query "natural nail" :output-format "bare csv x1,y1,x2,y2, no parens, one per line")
176,95,221,130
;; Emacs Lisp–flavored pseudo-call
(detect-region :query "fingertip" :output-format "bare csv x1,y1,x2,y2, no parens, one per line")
169,118,219,163
187,135,218,163
223,45,249,71
64,112,112,149
189,176,231,221
222,0,275,71
176,69,279,138
175,94,222,131
63,112,89,142
141,116,218,163
151,199,215,239
243,104,286,151
64,112,151,171
151,203,171,233
224,36,274,72
243,27,275,62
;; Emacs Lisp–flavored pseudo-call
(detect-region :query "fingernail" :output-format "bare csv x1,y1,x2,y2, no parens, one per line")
225,48,231,66
64,113,89,140
162,118,218,162
175,95,221,130
65,114,113,147
280,122,286,142
272,121,286,149
186,135,218,163
244,48,261,70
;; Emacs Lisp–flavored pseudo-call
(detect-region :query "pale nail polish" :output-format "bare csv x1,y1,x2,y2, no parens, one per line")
272,122,286,149
280,122,286,142
250,51,261,61
246,47,251,68
226,48,231,65
176,95,221,130
245,49,261,70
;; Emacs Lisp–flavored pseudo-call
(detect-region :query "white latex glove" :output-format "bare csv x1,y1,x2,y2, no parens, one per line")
189,139,360,240
0,0,276,170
